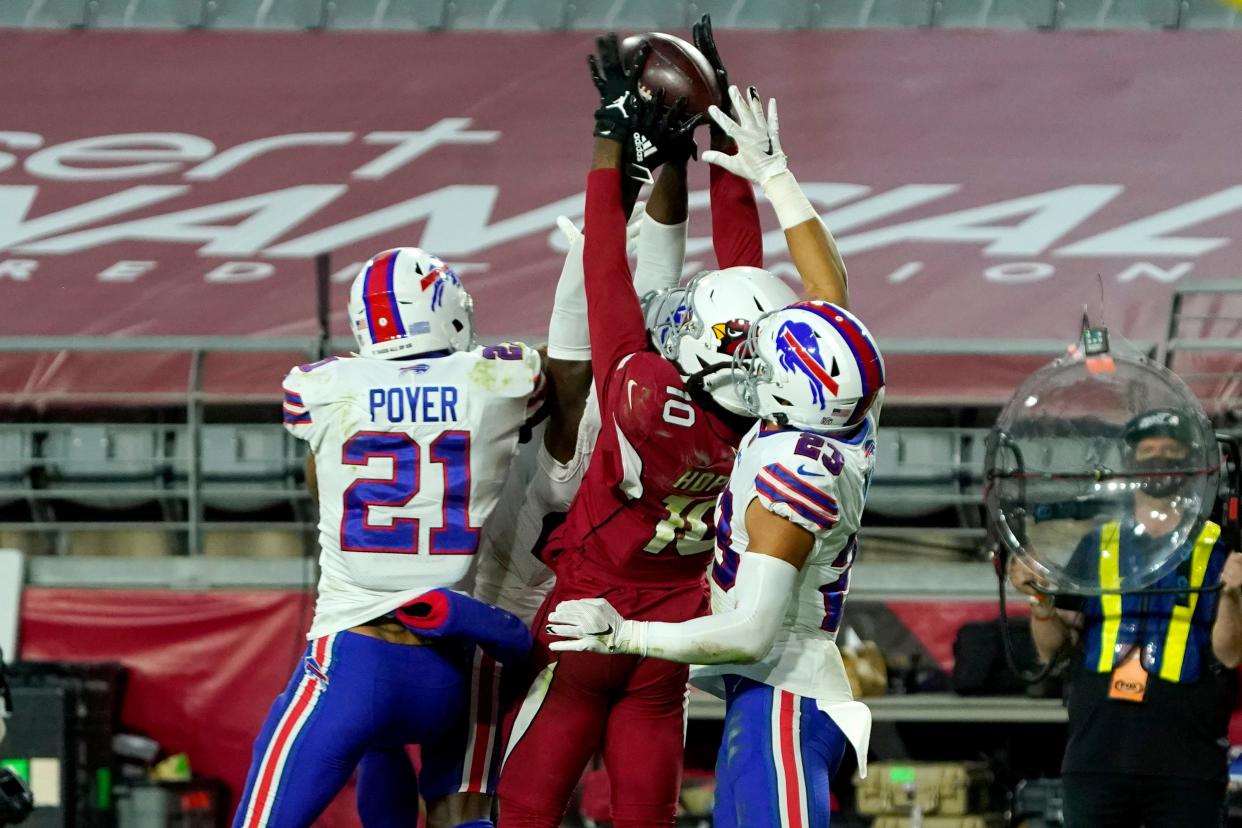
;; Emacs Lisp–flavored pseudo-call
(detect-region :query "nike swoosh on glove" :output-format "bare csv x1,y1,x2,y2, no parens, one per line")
546,597,643,655
700,85,788,188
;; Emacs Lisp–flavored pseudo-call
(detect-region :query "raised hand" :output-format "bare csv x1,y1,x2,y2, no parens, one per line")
589,33,650,141
626,90,702,185
692,13,730,115
700,85,788,188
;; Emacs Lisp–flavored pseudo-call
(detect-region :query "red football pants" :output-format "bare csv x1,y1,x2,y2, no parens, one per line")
496,586,699,828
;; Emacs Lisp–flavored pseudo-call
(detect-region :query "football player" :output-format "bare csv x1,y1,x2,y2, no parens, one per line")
494,30,851,826
233,249,539,828
548,298,883,828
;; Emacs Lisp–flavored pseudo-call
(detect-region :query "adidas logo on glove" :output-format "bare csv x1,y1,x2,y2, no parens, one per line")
632,133,656,161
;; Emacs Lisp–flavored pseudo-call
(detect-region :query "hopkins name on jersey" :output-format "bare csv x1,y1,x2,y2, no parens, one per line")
282,344,543,639
696,415,878,703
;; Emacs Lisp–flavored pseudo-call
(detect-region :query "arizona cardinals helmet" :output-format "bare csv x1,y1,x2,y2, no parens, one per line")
649,267,797,416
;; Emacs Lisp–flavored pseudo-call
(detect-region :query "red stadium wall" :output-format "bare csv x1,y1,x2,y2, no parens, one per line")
13,587,1040,823
19,587,1242,822
16,588,370,826
1,30,1241,404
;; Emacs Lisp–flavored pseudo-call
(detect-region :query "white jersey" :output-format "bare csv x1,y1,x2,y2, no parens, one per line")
282,346,543,639
693,414,878,703
473,387,601,624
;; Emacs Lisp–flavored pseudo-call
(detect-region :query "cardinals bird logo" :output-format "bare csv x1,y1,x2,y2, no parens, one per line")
712,319,751,356
774,321,840,410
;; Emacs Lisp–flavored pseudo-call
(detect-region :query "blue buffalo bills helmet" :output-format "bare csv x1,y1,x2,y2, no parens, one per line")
348,248,474,359
647,267,798,416
734,301,885,432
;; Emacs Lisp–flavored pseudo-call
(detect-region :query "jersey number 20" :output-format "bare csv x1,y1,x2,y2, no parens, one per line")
340,431,478,555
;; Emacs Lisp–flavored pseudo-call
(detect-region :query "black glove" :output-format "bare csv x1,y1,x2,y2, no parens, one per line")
588,33,650,141
625,90,702,185
692,13,730,116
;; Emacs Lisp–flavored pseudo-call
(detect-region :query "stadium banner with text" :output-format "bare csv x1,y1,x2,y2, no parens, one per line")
1,30,1240,404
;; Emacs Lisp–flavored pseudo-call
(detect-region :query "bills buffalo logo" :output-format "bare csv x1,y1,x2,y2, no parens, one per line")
400,363,431,375
774,320,841,410
712,319,751,356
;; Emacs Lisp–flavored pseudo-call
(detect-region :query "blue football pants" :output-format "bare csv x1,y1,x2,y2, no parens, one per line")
232,631,473,828
713,676,848,828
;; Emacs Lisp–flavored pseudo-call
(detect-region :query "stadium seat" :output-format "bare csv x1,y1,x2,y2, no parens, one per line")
65,529,173,557
0,429,34,508
439,0,565,29
566,0,689,29
204,529,307,558
867,428,966,518
828,0,935,27
1057,0,1176,28
195,424,299,512
1177,0,1239,27
9,0,96,26
205,0,320,28
0,0,41,26
89,0,182,27
682,0,810,29
41,425,167,510
0,530,52,557
933,0,1057,27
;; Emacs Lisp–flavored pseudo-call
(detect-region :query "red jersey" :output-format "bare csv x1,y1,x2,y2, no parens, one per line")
549,166,763,592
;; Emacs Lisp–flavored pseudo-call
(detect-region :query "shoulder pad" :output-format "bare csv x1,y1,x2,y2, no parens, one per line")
293,356,340,374
754,458,839,533
469,342,541,398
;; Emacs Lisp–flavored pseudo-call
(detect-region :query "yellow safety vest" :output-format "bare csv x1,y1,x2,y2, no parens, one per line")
1095,520,1220,681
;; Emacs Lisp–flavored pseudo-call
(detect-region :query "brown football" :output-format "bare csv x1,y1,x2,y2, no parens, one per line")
619,32,723,123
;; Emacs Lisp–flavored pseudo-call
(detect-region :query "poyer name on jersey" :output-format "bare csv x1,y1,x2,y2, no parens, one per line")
369,385,460,423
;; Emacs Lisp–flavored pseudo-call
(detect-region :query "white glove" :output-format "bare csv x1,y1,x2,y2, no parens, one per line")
701,85,787,188
546,597,644,655
555,199,645,257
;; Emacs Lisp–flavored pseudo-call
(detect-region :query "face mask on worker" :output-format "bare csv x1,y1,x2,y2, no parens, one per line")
1133,456,1189,498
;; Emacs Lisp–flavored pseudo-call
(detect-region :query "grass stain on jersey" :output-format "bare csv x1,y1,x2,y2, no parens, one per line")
469,357,523,395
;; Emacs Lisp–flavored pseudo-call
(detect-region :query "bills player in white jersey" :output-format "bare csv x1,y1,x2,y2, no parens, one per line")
547,296,883,828
232,247,539,828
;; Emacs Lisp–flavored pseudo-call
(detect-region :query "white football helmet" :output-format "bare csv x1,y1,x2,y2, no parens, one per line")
348,247,474,359
648,267,798,416
734,301,885,432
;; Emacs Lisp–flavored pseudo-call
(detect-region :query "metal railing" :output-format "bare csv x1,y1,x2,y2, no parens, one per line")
0,335,342,555
0,334,1021,558
3,0,1236,31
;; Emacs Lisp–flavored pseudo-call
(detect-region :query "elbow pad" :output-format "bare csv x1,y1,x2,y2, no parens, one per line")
395,589,533,667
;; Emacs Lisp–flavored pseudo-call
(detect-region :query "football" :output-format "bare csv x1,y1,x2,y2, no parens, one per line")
619,32,723,122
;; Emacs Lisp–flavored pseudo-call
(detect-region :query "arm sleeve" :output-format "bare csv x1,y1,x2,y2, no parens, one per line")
546,231,590,362
634,552,797,664
395,588,533,667
709,157,763,269
632,213,688,297
584,168,650,395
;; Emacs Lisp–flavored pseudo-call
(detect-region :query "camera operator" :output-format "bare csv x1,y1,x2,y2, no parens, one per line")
1010,409,1242,828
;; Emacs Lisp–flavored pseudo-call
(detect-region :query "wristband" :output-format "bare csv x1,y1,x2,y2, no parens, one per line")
762,170,818,231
